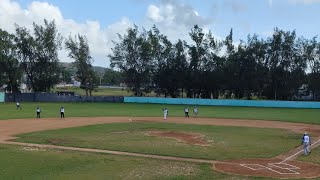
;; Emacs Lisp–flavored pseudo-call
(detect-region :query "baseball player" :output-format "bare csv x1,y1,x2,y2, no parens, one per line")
36,106,41,118
163,108,168,120
16,101,22,110
184,107,189,118
301,132,311,155
193,106,198,117
60,107,65,118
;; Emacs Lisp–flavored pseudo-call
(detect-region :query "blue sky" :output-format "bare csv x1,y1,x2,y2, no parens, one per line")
1,0,320,66
14,0,320,39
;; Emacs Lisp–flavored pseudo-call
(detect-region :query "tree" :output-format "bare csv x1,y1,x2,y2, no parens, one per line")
223,35,268,99
201,31,223,98
170,40,188,98
109,25,154,96
301,37,320,100
59,66,72,84
107,24,318,100
187,25,223,98
245,35,269,98
15,19,62,92
264,28,307,100
102,68,124,86
0,28,22,93
65,34,96,96
148,26,178,97
187,25,208,98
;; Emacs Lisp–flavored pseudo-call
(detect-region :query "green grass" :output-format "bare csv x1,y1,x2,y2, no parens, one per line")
15,122,300,160
54,86,159,97
54,86,132,96
1,102,320,124
0,144,276,180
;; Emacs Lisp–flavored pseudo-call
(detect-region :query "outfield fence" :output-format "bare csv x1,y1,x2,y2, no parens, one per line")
5,93,123,103
0,92,4,102
5,93,320,108
124,97,320,109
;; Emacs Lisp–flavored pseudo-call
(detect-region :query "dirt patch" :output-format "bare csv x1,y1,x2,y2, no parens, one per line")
22,146,46,152
47,138,69,145
214,159,320,179
147,131,210,146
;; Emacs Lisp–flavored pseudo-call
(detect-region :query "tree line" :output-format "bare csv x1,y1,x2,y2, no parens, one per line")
110,25,320,100
0,19,98,96
1,19,320,100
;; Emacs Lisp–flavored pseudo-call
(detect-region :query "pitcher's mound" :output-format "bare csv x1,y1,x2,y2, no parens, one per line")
147,131,210,146
214,159,320,179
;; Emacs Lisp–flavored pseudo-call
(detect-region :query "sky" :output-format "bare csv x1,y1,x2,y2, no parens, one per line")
1,0,320,67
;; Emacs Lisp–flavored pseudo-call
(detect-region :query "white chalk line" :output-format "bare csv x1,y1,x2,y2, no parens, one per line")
269,162,299,170
268,163,300,174
241,163,300,175
280,138,320,164
240,164,265,170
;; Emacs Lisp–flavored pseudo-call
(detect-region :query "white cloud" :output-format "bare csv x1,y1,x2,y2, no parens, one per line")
268,0,273,7
147,5,164,22
0,0,218,66
145,0,214,43
0,0,132,67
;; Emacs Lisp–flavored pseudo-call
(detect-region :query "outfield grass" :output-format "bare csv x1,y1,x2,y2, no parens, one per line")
54,86,133,96
15,122,300,160
1,102,320,124
54,86,159,97
0,144,275,180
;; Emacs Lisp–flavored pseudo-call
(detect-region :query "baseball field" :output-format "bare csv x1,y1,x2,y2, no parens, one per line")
0,102,320,179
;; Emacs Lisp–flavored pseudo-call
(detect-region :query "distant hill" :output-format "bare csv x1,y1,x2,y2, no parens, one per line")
60,62,107,75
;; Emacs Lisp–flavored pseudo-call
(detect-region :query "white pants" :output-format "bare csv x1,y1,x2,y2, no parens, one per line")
164,113,167,120
304,142,311,155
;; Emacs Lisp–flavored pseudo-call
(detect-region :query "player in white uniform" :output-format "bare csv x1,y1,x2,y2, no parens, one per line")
60,107,65,118
36,106,41,118
16,101,22,110
193,106,198,117
163,108,168,120
301,132,311,155
184,107,189,118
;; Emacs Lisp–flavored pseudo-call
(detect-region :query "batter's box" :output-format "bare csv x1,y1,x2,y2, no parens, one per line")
241,163,300,175
240,164,266,170
268,163,300,170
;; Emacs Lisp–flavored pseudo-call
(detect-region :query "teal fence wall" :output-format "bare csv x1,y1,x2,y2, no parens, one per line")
0,92,4,102
124,97,320,109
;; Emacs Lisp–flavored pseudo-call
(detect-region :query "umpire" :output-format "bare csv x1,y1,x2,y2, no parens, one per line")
36,106,41,118
184,107,189,118
60,107,65,118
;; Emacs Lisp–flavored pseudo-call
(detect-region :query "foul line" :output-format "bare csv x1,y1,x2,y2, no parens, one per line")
280,138,320,163
0,141,216,164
